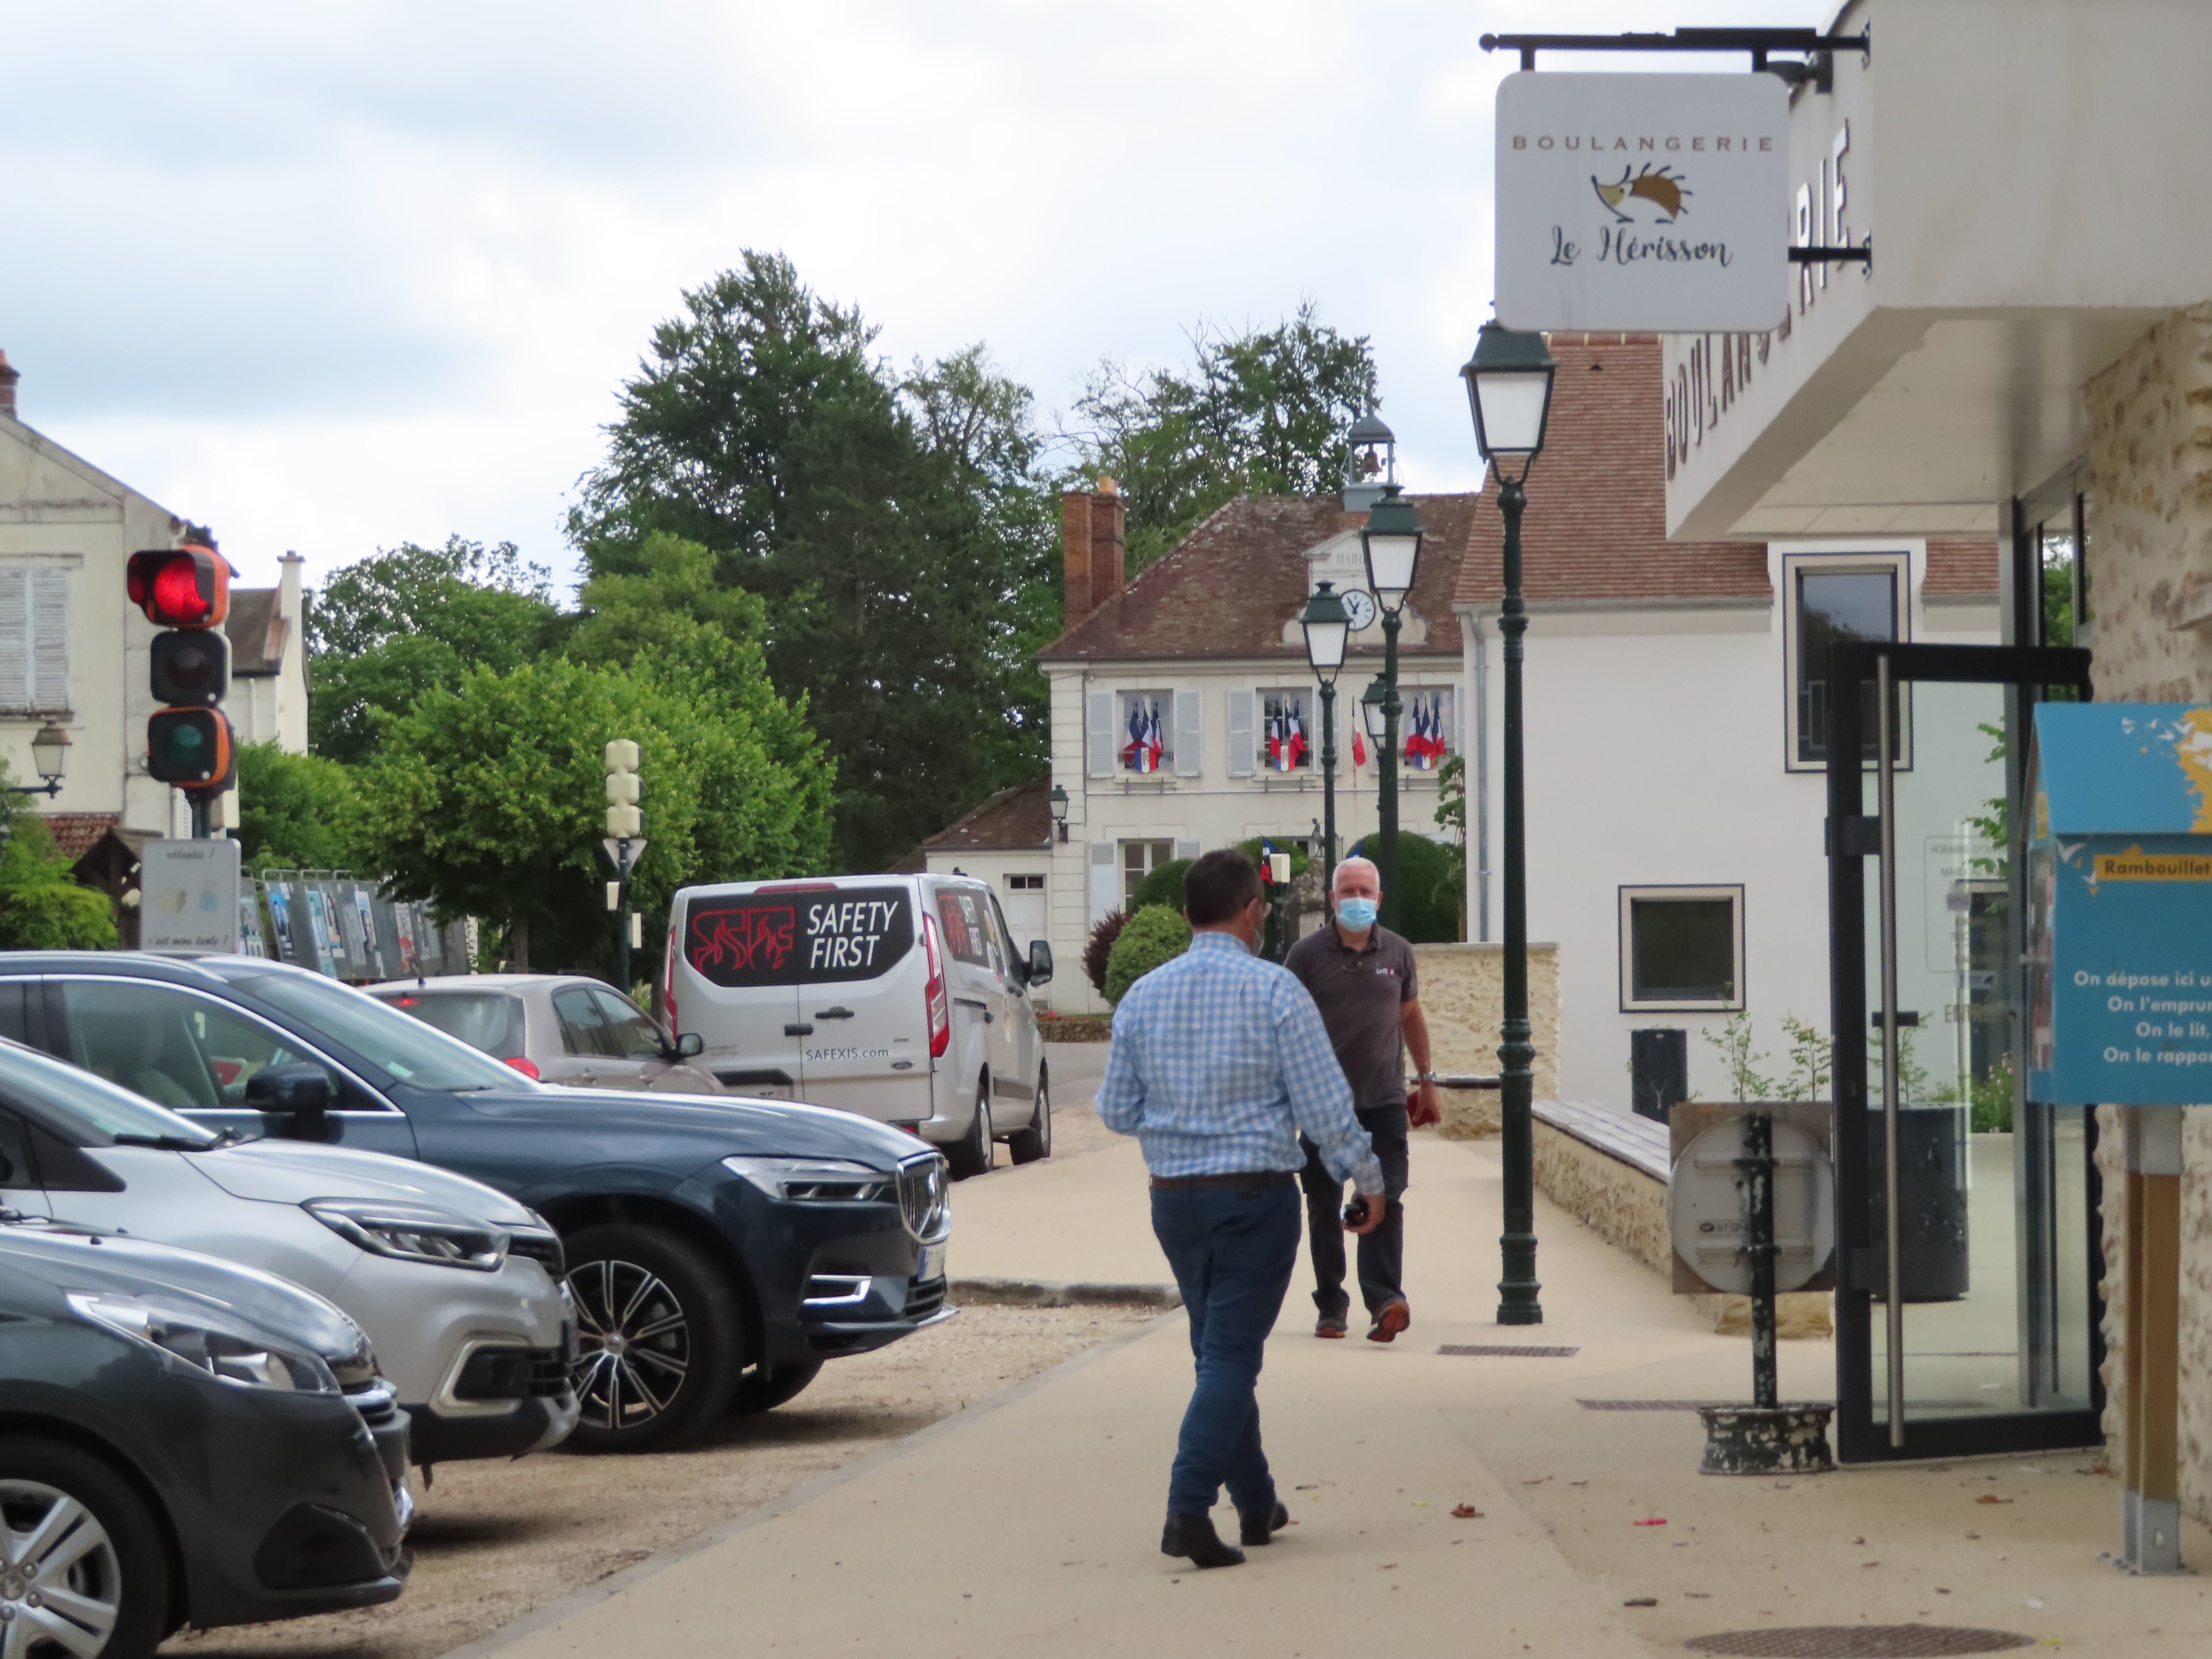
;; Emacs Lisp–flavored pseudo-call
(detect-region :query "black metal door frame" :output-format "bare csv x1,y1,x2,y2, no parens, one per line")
1828,639,2102,1462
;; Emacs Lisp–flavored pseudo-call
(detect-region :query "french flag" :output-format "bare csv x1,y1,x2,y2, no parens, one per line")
1124,701,1163,773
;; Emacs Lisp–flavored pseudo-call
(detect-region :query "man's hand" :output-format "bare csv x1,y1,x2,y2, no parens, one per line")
1410,1079,1443,1129
1347,1192,1390,1235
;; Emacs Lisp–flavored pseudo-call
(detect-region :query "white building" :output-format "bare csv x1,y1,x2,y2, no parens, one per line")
1455,334,1999,1109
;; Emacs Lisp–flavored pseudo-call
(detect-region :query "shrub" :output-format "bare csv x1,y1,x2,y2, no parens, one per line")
1128,857,1194,913
1104,905,1192,1004
1083,909,1129,998
1342,832,1459,943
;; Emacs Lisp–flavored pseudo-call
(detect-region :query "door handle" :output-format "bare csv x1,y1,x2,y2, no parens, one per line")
784,1023,814,1037
1874,650,1906,1452
814,1006,856,1020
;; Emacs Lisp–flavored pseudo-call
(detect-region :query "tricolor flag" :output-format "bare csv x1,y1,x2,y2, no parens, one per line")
1351,727,1368,767
1123,699,1164,773
1285,705,1308,769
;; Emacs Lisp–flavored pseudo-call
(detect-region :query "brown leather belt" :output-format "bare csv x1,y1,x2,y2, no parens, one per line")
1150,1171,1296,1192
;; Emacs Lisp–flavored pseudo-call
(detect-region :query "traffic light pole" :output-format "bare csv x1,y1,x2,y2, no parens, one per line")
189,795,211,840
616,838,634,993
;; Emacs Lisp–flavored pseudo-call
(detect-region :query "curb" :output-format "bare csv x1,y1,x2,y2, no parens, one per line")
951,1276,1183,1309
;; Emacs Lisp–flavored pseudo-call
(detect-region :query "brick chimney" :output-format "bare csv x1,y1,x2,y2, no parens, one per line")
0,351,18,420
1062,476,1125,628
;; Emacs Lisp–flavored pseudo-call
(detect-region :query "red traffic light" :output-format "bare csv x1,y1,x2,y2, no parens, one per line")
127,546,229,627
146,708,235,791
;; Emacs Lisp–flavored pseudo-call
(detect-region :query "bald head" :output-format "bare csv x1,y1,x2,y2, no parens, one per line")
1332,857,1381,901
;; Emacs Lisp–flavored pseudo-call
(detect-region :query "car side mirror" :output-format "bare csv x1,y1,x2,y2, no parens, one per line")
1026,940,1054,987
245,1062,334,1139
672,1032,703,1060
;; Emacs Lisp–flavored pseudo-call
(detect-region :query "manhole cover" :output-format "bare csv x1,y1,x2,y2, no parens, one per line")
1685,1628,2034,1658
1437,1344,1580,1358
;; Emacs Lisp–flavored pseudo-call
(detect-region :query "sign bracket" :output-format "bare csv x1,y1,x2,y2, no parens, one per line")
1481,26,1871,77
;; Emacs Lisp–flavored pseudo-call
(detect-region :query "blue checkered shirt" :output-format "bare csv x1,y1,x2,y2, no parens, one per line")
1096,932,1382,1193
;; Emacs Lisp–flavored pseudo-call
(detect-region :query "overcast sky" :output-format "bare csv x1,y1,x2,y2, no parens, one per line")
3,0,1807,595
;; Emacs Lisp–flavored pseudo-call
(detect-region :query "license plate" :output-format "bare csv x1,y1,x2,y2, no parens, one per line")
916,1242,946,1283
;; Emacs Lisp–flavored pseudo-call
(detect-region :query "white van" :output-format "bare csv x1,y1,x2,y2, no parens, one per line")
664,874,1054,1176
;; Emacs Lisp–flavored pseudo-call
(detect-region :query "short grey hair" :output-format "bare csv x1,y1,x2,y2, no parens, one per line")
1332,856,1381,893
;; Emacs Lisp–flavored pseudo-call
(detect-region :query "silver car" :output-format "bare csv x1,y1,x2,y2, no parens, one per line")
369,974,722,1094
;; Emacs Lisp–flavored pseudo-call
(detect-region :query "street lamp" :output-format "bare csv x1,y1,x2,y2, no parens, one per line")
1461,319,1557,1328
1301,582,1351,873
1048,783,1070,843
1359,485,1425,932
8,722,70,799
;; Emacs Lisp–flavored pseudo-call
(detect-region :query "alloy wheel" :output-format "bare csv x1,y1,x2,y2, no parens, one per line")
0,1480,122,1659
567,1258,693,1434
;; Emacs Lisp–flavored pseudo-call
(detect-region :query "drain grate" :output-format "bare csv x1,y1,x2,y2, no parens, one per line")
1578,1398,1738,1411
1685,1627,2034,1658
1437,1344,1580,1358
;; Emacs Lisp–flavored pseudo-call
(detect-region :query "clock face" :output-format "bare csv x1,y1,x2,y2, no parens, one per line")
1341,588,1378,631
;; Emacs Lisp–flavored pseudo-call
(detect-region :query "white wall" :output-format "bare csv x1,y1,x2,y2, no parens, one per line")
1461,539,2000,1107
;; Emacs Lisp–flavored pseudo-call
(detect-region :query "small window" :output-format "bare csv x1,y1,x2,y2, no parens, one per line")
1619,886,1745,1012
1122,840,1174,905
1399,687,1455,773
1007,875,1045,892
0,565,71,716
553,987,619,1058
1257,689,1312,772
590,987,667,1060
934,889,994,968
1782,552,1909,770
1119,692,1171,774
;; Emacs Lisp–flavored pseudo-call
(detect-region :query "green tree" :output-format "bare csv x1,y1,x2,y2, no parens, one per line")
234,743,366,872
571,253,1054,871
1064,304,1380,572
1104,905,1192,1004
308,537,568,764
0,794,117,949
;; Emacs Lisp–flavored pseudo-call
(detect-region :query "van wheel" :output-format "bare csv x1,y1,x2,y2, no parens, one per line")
729,1361,823,1414
565,1224,744,1453
950,1083,995,1178
1008,1065,1052,1164
0,1435,171,1659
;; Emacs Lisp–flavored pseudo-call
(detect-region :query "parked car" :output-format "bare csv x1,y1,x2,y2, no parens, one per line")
365,973,722,1093
0,1031,576,1466
0,955,954,1452
665,873,1055,1176
0,1219,412,1657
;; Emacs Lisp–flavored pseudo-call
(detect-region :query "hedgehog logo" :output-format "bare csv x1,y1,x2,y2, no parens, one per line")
1591,163,1690,224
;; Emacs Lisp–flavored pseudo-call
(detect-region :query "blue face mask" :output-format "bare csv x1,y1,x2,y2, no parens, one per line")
1336,897,1379,931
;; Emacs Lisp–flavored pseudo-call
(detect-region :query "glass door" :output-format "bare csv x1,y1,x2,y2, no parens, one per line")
1827,641,2102,1462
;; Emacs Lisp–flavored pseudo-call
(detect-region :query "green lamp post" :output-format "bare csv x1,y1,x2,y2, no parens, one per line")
1300,581,1352,874
1358,485,1425,933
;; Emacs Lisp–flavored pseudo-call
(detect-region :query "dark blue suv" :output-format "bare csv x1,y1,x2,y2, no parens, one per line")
0,954,953,1453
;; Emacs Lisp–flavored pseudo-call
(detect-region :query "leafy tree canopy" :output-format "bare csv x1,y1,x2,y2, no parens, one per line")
1064,303,1380,572
308,537,568,764
569,252,1054,872
234,743,367,874
0,789,116,950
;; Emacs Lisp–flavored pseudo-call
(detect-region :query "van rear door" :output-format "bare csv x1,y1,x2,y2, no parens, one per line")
674,886,812,1099
787,882,930,1123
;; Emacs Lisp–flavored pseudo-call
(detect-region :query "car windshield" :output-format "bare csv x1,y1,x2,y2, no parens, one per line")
0,1042,221,1148
373,990,516,1056
229,972,528,1092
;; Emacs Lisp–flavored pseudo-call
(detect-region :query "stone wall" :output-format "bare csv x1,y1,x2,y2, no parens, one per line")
2082,303,2212,1522
1410,943,1559,1138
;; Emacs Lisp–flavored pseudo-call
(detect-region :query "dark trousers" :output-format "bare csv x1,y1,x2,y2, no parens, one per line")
1298,1103,1411,1320
1148,1181,1301,1517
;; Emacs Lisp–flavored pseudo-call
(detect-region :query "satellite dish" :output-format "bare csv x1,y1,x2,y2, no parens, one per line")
1667,1116,1836,1295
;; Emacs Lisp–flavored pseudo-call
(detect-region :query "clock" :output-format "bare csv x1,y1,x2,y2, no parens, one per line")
1340,588,1378,631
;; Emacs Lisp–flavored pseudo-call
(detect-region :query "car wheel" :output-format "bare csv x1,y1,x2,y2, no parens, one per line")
728,1361,824,1415
950,1082,994,1178
564,1225,744,1453
1007,1065,1051,1164
0,1436,171,1659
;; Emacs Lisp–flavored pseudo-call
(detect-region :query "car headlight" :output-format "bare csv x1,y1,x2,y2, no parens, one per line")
68,1292,340,1394
720,1156,894,1203
305,1199,508,1271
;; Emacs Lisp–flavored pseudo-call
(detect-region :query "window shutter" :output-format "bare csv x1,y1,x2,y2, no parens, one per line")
1173,690,1202,777
1174,838,1202,861
0,571,26,710
1226,689,1255,778
30,571,68,712
1086,691,1115,779
1087,840,1119,924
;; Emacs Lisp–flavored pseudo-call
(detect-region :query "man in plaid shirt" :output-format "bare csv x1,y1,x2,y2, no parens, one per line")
1098,849,1386,1569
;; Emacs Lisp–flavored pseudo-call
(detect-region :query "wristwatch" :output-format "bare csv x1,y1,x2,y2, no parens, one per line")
1411,1071,1437,1084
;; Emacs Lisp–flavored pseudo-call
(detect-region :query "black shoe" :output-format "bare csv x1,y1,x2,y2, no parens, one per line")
1161,1511,1245,1568
1238,1501,1290,1546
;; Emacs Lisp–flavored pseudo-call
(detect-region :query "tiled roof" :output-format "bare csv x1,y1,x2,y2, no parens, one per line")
39,812,122,861
1455,335,1770,608
916,776,1052,854
227,588,289,674
1924,539,2001,597
1037,492,1477,663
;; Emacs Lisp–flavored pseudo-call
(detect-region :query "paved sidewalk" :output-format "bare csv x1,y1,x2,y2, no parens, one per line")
458,1131,2212,1659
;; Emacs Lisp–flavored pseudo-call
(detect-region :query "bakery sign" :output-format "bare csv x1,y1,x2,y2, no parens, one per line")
1495,72,1789,333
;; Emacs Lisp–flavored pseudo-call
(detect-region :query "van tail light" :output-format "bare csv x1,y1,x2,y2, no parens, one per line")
503,1056,541,1080
662,910,680,1033
922,915,950,1059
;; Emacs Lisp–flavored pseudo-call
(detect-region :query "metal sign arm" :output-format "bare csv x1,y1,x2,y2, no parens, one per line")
1480,26,1870,74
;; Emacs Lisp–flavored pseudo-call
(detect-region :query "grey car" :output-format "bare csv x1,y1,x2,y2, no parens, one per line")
367,975,722,1094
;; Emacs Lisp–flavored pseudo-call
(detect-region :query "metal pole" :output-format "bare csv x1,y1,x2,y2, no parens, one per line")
1496,473,1543,1325
616,840,634,994
1743,1110,1779,1409
1876,652,1906,1447
1319,681,1339,876
189,794,211,841
1474,623,1492,942
1379,615,1402,931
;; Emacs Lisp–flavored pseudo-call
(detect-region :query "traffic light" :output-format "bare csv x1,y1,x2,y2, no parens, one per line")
131,545,234,799
605,739,642,841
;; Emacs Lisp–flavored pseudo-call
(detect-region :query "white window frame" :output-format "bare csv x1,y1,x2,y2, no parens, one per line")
1118,690,1174,775
1255,686,1316,774
1121,838,1176,904
1781,549,1911,774
1618,884,1746,1013
1396,684,1457,777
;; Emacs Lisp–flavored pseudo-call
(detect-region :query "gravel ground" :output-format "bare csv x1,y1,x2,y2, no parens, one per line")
165,1301,1159,1659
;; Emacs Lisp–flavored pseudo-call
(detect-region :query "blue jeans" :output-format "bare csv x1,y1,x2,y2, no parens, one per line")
1149,1180,1301,1517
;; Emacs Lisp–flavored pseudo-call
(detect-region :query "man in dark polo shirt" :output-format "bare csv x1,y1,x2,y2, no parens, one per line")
1283,856,1443,1342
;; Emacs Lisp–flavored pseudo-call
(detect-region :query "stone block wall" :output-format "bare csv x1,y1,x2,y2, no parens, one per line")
1410,942,1559,1137
2081,301,2212,1522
